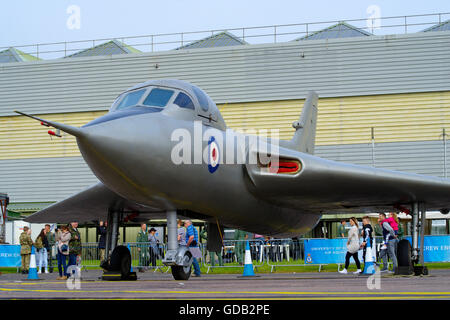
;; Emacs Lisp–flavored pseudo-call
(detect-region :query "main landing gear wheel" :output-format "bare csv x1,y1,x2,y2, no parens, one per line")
107,245,134,280
171,251,192,281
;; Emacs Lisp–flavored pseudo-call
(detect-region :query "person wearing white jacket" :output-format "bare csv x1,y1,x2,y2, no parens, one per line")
55,225,71,280
339,217,362,274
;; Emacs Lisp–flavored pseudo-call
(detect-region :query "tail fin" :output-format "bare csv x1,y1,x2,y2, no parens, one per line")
289,91,318,154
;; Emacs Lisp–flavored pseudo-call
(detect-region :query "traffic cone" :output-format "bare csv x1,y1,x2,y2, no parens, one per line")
362,238,375,275
241,241,257,277
127,243,133,273
27,246,39,280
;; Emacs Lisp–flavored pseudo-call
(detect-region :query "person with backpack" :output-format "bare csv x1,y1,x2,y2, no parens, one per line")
56,225,71,280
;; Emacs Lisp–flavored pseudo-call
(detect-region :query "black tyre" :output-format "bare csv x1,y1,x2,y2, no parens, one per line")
171,251,192,281
109,246,131,277
397,239,412,267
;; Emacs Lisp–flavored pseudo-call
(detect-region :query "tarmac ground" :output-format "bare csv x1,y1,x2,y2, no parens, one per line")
1,268,450,300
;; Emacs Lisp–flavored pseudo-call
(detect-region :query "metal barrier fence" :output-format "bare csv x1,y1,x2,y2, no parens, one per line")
41,237,398,273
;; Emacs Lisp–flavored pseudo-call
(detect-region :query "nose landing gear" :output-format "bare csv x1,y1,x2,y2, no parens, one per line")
162,210,194,280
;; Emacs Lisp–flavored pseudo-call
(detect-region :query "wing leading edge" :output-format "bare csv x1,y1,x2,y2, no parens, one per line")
25,182,165,223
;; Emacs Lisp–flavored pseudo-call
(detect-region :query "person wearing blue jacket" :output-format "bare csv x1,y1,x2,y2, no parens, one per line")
185,220,201,277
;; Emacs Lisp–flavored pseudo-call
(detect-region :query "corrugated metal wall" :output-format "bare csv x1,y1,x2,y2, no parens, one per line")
0,31,449,116
315,140,449,176
2,91,449,160
0,157,99,202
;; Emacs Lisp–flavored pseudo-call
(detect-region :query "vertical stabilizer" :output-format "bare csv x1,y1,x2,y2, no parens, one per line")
290,91,318,154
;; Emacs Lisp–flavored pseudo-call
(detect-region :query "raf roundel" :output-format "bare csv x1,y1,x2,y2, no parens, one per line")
208,137,220,173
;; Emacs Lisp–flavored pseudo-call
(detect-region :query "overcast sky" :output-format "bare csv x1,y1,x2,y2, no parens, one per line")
0,0,449,49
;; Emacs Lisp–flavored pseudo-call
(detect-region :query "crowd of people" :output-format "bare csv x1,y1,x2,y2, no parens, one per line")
338,213,400,274
18,213,402,278
19,221,81,280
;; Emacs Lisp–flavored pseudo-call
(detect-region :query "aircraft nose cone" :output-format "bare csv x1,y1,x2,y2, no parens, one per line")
77,122,136,180
74,116,163,201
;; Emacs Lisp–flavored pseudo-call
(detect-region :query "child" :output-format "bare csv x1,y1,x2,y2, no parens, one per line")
380,212,399,250
385,213,399,233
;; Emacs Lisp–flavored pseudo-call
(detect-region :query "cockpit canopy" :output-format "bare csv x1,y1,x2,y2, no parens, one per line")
109,79,226,130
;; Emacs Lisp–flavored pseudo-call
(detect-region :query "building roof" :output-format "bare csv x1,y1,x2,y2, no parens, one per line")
7,202,53,213
0,47,40,63
65,39,141,58
295,21,372,41
422,19,450,32
176,31,247,50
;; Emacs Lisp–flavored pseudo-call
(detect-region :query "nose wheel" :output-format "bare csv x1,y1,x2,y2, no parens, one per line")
162,210,195,280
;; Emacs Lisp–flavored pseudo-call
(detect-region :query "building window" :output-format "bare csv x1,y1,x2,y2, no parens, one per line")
431,219,447,235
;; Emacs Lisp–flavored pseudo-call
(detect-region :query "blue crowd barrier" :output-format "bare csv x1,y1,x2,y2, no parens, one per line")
0,245,21,267
304,238,363,265
404,235,450,263
304,236,450,265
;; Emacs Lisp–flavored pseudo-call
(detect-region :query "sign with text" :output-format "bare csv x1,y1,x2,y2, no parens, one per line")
304,238,363,265
404,236,450,263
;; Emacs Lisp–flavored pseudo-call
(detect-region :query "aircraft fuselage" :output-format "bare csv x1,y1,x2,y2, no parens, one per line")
77,110,321,237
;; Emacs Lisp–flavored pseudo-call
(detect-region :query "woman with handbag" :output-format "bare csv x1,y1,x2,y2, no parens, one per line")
339,217,362,274
56,225,71,280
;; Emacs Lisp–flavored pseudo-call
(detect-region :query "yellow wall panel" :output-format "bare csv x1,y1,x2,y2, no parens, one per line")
219,91,450,145
1,91,450,160
0,111,106,160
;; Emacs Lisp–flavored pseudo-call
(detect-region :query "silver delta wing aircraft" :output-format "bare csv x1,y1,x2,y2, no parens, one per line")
16,79,450,279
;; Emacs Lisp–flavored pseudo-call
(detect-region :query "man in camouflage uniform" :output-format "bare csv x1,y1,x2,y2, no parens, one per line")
136,223,149,272
19,226,33,274
67,222,81,275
